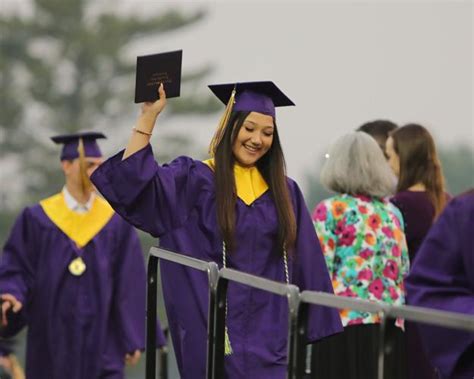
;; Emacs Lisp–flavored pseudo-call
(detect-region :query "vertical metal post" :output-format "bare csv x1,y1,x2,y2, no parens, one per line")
146,255,158,379
159,328,169,379
286,285,300,379
305,344,313,377
212,276,229,379
377,312,387,379
206,263,220,379
293,302,309,379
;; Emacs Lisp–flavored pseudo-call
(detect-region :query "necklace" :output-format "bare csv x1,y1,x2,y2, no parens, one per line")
222,242,289,355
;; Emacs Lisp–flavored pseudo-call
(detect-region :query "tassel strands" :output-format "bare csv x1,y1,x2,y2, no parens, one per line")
222,241,233,356
224,326,233,356
208,87,236,156
77,138,93,196
221,241,289,357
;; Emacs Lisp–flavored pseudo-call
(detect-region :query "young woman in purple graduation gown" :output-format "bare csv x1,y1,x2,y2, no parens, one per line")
91,81,343,379
385,124,449,379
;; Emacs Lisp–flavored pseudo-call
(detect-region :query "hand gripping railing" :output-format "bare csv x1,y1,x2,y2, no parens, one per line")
294,290,474,379
146,247,219,379
212,267,300,379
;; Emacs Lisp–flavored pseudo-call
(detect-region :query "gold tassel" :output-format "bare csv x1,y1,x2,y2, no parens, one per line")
208,87,237,156
224,326,233,356
77,138,93,197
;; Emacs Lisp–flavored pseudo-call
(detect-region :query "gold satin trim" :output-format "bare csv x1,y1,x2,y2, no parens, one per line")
40,192,114,247
203,159,268,205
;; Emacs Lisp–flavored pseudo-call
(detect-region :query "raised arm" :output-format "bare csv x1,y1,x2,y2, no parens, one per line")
123,83,167,160
91,84,206,237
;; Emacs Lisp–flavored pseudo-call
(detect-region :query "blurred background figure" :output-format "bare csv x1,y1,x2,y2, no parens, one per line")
387,124,448,258
386,123,449,379
0,340,24,379
311,132,409,379
0,355,24,379
357,119,398,158
0,132,164,378
405,190,474,379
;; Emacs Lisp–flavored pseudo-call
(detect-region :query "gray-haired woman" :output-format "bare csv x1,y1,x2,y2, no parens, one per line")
311,132,409,379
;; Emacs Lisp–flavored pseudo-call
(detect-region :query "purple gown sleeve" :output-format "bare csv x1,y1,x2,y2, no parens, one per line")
112,220,166,352
0,340,12,357
0,208,36,336
101,219,166,377
91,145,203,238
405,194,474,378
289,181,343,342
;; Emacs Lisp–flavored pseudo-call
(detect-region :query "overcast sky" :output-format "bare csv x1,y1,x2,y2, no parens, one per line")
123,0,473,188
3,0,473,194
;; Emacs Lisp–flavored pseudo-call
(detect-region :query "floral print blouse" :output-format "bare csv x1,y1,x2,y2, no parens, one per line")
312,194,409,327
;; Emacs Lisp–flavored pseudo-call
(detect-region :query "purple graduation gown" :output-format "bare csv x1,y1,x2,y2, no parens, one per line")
91,145,343,379
0,202,165,379
405,192,474,379
0,340,12,356
391,190,439,379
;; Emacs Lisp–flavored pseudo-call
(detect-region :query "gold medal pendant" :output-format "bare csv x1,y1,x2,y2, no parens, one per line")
69,257,86,276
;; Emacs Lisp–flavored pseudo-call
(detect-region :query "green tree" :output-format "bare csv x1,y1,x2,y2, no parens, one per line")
0,0,220,208
438,145,474,196
1,3,220,376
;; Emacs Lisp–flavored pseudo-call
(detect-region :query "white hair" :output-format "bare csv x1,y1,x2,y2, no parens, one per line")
320,132,396,198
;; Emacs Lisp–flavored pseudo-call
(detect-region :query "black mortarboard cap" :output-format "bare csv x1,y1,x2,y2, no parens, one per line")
135,50,182,103
208,81,295,117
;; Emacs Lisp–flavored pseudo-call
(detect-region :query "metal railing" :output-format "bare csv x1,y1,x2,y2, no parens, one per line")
146,247,219,379
146,247,474,379
294,290,474,379
293,291,387,379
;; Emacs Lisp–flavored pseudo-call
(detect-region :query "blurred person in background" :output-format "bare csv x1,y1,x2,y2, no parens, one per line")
386,123,449,379
0,339,24,379
311,132,409,379
387,124,448,259
405,189,473,379
90,81,343,379
0,132,165,379
357,119,398,158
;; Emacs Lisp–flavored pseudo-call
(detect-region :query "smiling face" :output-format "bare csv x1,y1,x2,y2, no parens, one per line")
232,112,274,167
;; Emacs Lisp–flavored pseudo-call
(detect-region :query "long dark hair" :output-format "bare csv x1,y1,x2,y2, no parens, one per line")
214,111,297,254
390,124,447,217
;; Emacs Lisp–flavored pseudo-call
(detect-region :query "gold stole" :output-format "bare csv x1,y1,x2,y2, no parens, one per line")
203,159,268,205
40,192,114,248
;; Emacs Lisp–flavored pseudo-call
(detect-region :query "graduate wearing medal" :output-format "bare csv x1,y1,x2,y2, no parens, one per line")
0,132,165,378
91,81,343,378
